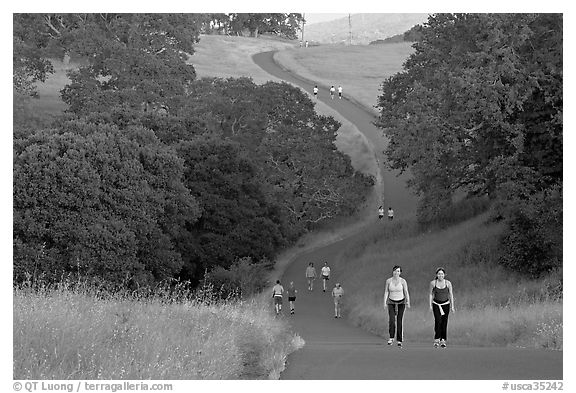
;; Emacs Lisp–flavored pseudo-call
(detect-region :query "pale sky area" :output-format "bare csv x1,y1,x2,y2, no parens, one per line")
304,13,350,25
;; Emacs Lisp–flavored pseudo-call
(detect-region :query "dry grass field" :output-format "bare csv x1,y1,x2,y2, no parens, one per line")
14,284,303,379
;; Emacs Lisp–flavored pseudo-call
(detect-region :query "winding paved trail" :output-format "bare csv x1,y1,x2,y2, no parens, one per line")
252,51,562,380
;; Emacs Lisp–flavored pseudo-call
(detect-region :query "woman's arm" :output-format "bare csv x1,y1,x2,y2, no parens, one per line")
383,278,390,308
448,281,455,311
429,281,434,311
403,278,410,308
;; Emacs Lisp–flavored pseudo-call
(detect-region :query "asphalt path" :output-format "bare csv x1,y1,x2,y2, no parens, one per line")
252,51,563,380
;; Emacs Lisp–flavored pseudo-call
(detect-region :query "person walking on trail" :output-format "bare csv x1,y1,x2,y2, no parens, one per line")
287,281,297,315
332,283,344,318
384,265,411,347
313,85,318,99
378,205,385,220
338,85,343,99
305,262,317,291
272,280,284,315
429,267,455,348
387,207,394,221
321,261,331,292
330,85,335,99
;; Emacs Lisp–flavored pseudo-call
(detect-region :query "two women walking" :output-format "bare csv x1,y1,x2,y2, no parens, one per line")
383,266,455,348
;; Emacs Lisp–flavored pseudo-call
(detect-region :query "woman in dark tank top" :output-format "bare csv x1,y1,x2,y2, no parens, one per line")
432,282,450,303
428,267,455,348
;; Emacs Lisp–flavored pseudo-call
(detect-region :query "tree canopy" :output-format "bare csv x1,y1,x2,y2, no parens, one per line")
14,122,201,286
376,13,562,275
205,13,303,39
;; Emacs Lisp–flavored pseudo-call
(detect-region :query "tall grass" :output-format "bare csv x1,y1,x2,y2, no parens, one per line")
13,281,303,379
332,212,562,350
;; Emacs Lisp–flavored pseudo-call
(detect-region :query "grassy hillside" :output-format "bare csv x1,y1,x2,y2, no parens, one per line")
191,34,296,83
275,42,415,114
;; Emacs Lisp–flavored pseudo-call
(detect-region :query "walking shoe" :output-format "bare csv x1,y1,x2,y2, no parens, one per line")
440,339,446,348
334,315,338,318
387,338,394,345
397,342,403,348
290,310,294,315
434,339,440,348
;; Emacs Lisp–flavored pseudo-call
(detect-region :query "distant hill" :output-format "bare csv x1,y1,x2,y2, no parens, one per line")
303,13,429,45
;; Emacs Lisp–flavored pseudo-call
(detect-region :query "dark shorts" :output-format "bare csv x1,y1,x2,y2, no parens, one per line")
274,296,283,305
288,296,296,302
322,275,329,280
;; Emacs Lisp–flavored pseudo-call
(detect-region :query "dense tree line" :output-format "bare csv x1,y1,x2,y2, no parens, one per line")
376,13,562,276
202,13,303,39
369,24,424,45
13,14,372,287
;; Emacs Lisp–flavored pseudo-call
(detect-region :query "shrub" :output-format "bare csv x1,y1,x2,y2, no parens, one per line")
205,257,273,298
498,185,562,277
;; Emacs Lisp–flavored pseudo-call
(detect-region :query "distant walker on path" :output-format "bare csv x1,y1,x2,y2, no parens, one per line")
378,205,385,220
321,261,331,292
388,207,394,221
313,85,318,99
287,281,298,315
338,85,343,99
332,283,344,318
305,262,317,291
330,85,335,99
272,280,285,315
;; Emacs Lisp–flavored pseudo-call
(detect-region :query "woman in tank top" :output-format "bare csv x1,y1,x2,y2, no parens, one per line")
429,267,455,348
383,265,411,347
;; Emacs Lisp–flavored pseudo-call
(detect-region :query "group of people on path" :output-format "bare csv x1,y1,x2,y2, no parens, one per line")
384,266,455,348
313,85,343,100
306,261,344,318
274,263,455,348
378,205,394,220
274,261,344,318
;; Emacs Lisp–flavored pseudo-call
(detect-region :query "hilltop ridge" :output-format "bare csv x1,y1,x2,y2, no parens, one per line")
304,13,429,45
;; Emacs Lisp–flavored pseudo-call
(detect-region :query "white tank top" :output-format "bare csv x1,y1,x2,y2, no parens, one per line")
388,279,404,301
